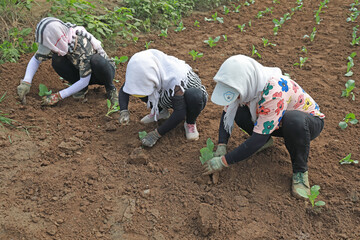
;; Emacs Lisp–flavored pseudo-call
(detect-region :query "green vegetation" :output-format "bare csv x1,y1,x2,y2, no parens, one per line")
199,138,214,164
251,45,261,59
113,56,129,65
105,100,120,117
204,36,220,47
346,52,357,76
339,113,358,129
238,24,246,32
38,84,52,97
341,80,356,100
0,92,13,127
189,50,203,61
205,12,224,23
158,28,168,38
294,57,308,68
296,185,326,208
303,27,317,42
139,131,147,140
262,38,276,47
339,153,358,165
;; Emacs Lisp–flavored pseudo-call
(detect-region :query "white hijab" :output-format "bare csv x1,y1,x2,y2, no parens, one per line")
123,49,191,120
214,55,283,133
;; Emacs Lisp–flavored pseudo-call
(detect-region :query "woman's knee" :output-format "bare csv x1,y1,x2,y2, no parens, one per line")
184,88,203,105
90,54,104,67
281,111,307,135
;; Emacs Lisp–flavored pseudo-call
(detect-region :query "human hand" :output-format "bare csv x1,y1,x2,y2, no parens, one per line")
141,130,161,147
202,156,228,175
41,92,62,106
214,144,227,157
17,80,31,104
119,110,130,125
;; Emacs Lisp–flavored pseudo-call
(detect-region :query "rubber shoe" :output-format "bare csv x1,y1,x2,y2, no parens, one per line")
292,171,310,199
140,109,170,124
72,88,88,100
255,137,274,154
184,122,199,140
106,89,118,105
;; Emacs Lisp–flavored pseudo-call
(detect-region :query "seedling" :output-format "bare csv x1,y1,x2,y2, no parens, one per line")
222,34,228,42
273,0,280,3
339,153,358,165
0,92,14,127
158,29,168,37
139,131,147,140
262,38,276,47
189,50,203,61
238,24,246,32
251,45,262,59
248,20,252,27
204,36,220,47
341,79,356,100
232,4,241,12
301,46,308,54
113,56,128,65
105,99,120,117
175,21,186,32
145,41,153,50
199,138,214,164
351,26,360,46
303,27,317,42
346,52,357,75
296,185,325,208
194,20,200,27
38,84,52,97
293,57,308,68
223,6,230,15
339,113,358,129
256,7,273,19
205,12,223,23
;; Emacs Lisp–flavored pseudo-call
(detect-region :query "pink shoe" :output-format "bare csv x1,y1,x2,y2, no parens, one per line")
184,122,199,140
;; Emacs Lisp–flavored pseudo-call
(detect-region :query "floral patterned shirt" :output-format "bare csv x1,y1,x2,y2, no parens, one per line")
253,77,325,135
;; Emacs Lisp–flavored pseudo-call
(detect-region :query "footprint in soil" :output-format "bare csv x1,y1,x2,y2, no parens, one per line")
129,147,148,165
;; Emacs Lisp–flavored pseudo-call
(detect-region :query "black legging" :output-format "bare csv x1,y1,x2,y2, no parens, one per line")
51,53,116,92
221,105,324,173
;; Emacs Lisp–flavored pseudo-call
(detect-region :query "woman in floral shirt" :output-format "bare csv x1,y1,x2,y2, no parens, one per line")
203,55,325,199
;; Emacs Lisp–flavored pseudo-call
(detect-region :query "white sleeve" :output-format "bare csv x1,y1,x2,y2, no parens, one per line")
59,74,91,99
23,55,41,84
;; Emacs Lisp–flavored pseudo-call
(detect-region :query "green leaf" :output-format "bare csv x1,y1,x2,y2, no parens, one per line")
107,99,111,109
344,71,353,77
310,185,320,193
349,119,358,124
39,84,50,96
119,56,128,63
315,201,325,206
339,121,347,129
206,138,214,152
139,131,147,140
296,188,309,198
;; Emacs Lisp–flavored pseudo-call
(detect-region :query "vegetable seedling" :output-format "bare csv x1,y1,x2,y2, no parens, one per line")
351,25,360,46
158,29,168,37
293,57,308,68
346,52,357,75
296,185,325,208
223,6,230,15
145,41,153,50
204,36,220,47
262,38,276,47
222,35,228,42
301,46,308,54
113,56,128,65
194,20,200,27
341,79,356,100
205,12,223,23
139,131,147,140
303,27,317,42
339,113,358,129
251,45,261,59
248,20,252,27
232,4,241,13
175,21,186,32
339,153,358,165
105,99,120,117
238,24,246,32
199,138,215,164
0,92,14,127
188,50,203,61
38,83,52,97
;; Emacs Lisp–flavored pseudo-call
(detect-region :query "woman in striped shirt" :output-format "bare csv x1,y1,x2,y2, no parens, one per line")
119,49,208,147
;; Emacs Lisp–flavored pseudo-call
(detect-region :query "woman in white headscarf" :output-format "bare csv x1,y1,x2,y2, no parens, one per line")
203,55,325,199
118,49,208,147
17,17,118,106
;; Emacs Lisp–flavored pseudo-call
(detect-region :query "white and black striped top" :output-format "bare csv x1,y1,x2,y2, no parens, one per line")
158,71,208,109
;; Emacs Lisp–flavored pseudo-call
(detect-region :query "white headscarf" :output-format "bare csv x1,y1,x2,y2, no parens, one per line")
213,55,283,133
123,49,191,120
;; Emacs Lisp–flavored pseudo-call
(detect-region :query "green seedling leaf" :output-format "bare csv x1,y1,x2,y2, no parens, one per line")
39,83,52,96
339,121,348,129
339,153,359,165
105,100,120,117
296,188,309,199
315,201,325,206
139,131,147,140
344,71,353,77
199,138,215,164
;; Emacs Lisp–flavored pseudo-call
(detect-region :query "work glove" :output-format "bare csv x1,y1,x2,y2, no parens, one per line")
142,130,161,148
41,92,62,106
202,157,228,176
119,110,130,125
214,144,227,157
17,80,31,104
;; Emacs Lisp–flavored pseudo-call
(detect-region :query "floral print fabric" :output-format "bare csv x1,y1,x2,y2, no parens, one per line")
253,77,325,135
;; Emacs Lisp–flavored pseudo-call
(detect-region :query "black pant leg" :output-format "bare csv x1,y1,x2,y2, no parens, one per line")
234,105,255,135
51,54,79,84
89,54,116,91
184,88,207,124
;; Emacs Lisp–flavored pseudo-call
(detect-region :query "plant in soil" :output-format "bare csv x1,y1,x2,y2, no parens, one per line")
189,50,203,61
341,79,356,100
296,185,326,208
145,41,153,49
204,36,220,47
199,138,214,165
158,28,168,37
194,20,200,27
339,153,358,165
205,12,223,23
251,45,261,59
105,100,120,117
0,92,14,127
346,52,357,76
38,84,52,97
238,24,246,32
113,56,128,65
303,27,317,42
339,113,358,129
139,131,147,140
175,21,186,32
293,57,308,68
262,37,276,47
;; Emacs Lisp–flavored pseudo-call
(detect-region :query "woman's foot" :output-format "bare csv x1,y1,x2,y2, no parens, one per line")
184,122,199,140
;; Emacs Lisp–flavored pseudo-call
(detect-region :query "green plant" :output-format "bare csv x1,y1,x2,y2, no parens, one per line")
139,131,147,140
238,24,246,32
262,38,276,47
341,79,356,100
175,21,186,32
339,153,359,165
204,36,220,47
199,138,214,164
189,50,203,61
0,92,13,127
105,99,120,117
232,4,241,12
223,5,230,15
205,12,223,23
256,7,273,19
304,27,317,42
339,113,358,129
113,56,129,65
248,20,252,27
194,20,200,27
293,57,308,68
222,34,228,42
296,185,325,208
38,84,52,97
301,46,308,53
158,28,168,37
351,25,360,46
251,45,261,59
145,41,153,50
346,52,357,75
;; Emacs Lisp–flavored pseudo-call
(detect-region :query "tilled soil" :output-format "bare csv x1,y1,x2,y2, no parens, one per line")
0,0,359,239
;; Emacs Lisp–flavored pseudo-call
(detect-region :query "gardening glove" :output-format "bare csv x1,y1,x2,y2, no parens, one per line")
214,144,227,157
119,110,130,125
17,80,31,104
142,130,161,148
41,92,62,106
202,156,228,176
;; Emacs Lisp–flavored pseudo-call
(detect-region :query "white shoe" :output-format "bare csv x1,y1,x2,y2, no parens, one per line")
184,122,199,140
140,109,170,124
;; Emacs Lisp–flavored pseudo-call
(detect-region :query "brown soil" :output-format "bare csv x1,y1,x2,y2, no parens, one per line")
1,0,360,239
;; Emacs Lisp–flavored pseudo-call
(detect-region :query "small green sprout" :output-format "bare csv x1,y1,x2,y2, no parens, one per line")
346,52,357,75
0,92,14,127
223,5,230,15
194,20,200,27
199,138,214,164
351,25,360,46
339,153,358,165
175,21,186,32
158,28,168,37
205,12,223,23
106,99,120,117
339,113,358,129
301,46,308,54
222,34,228,42
238,24,246,32
38,83,52,97
296,185,325,208
232,4,241,13
204,36,220,47
273,0,280,3
303,27,317,42
262,38,276,47
189,50,203,61
145,41,153,50
293,57,308,68
251,45,262,59
113,56,128,65
341,79,356,100
248,20,252,27
139,131,147,140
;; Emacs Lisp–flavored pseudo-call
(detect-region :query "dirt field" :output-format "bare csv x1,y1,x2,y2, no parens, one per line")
0,0,359,239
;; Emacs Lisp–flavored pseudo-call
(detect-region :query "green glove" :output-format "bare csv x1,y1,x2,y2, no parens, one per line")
214,144,227,157
17,80,31,104
141,130,161,147
119,110,130,125
202,157,228,175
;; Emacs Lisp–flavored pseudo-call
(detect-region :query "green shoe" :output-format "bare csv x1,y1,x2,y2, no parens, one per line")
292,171,310,199
106,89,118,105
255,136,274,154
